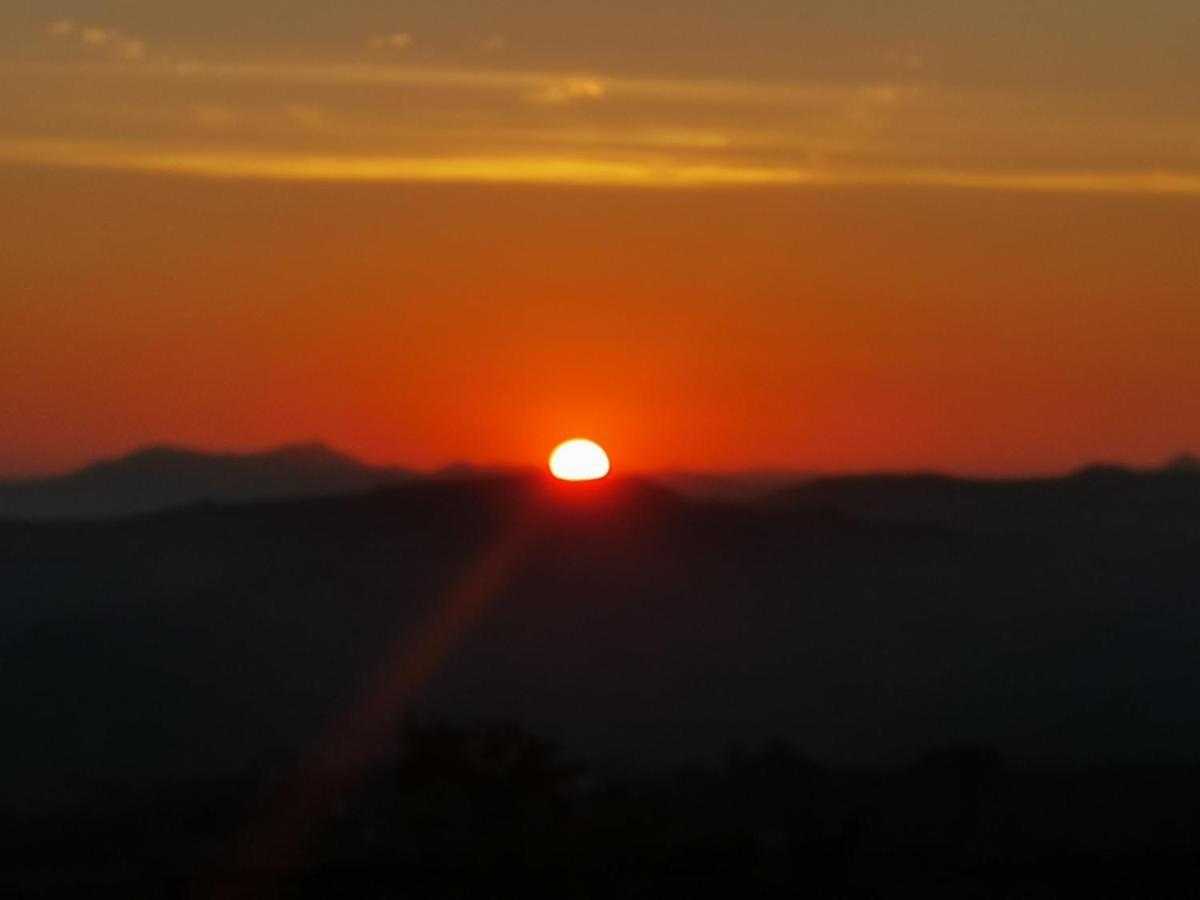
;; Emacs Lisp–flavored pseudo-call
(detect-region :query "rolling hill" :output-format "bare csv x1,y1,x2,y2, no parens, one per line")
0,443,415,520
3,470,1200,807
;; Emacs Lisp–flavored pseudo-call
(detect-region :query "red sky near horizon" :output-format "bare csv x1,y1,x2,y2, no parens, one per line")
2,2,1199,477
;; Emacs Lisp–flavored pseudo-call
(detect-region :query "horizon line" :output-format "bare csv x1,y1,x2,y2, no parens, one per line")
1,439,1195,485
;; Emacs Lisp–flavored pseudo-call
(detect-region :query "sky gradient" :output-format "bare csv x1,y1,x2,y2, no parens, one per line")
2,2,1199,475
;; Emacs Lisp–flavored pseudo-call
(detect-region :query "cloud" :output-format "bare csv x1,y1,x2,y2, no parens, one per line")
0,139,803,186
527,77,606,105
5,138,1200,197
49,57,916,113
841,82,922,127
8,54,1194,196
80,28,110,47
479,35,507,52
47,20,146,62
367,32,414,51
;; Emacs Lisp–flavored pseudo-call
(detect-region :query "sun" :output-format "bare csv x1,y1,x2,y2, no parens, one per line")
549,438,611,482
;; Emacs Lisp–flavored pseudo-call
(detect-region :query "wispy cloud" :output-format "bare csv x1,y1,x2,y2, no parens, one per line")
4,138,1200,196
526,77,606,105
46,19,146,62
0,139,797,186
367,32,414,52
6,48,1200,198
16,57,920,113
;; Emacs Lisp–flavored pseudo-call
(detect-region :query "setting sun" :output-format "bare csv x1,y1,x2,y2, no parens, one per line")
548,439,611,482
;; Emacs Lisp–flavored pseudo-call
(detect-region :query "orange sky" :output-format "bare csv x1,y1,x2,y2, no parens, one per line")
2,3,1199,476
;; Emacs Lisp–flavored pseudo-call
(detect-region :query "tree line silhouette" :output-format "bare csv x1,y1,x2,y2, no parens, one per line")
4,717,1199,898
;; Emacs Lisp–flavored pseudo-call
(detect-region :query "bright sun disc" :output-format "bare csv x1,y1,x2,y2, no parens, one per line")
549,439,611,482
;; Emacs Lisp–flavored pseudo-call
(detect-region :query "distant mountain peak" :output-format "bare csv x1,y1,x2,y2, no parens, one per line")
1163,453,1200,473
0,442,413,520
114,441,357,468
1069,462,1136,481
267,441,359,465
121,444,203,463
82,441,357,475
274,440,334,453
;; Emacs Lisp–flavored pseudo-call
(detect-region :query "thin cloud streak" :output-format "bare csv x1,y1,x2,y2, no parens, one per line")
6,59,917,110
4,138,1200,196
0,139,809,186
366,32,415,51
45,20,146,62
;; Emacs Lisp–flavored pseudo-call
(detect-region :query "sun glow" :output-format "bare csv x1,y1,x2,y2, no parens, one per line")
549,439,611,482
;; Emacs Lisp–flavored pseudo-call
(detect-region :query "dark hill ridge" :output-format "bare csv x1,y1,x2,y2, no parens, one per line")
0,442,416,520
3,473,1200,808
5,441,1200,524
1165,452,1200,473
766,461,1200,535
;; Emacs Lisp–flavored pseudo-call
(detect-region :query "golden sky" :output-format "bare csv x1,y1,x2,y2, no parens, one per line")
2,2,1199,474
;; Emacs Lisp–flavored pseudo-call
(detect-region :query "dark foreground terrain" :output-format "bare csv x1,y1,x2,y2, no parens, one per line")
3,465,1200,895
4,719,1200,898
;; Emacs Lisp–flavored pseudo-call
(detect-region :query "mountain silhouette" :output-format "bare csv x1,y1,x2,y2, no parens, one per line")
0,442,415,520
3,470,1200,807
765,459,1200,535
1165,452,1200,473
0,446,788,520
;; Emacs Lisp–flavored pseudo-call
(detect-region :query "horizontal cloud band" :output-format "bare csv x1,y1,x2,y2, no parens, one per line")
3,139,1200,196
